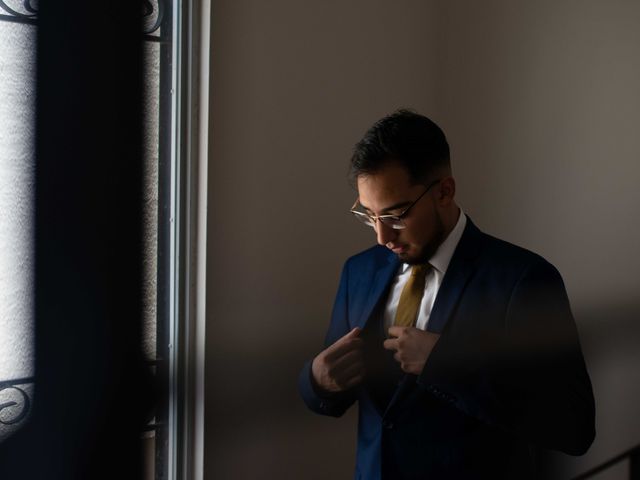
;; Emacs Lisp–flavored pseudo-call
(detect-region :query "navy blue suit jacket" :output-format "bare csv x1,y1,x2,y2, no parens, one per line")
299,217,595,479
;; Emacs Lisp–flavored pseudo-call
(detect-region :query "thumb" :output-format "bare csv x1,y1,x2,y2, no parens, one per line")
326,327,363,356
342,326,361,340
329,327,362,350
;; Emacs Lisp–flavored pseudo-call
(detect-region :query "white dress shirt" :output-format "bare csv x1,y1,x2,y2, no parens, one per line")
383,209,467,332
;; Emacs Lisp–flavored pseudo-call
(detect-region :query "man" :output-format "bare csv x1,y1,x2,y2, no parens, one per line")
298,110,595,479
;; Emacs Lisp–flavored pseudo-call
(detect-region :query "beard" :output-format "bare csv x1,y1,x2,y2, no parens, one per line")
397,209,446,265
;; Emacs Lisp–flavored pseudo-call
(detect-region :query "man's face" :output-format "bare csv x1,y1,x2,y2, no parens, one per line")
356,163,446,265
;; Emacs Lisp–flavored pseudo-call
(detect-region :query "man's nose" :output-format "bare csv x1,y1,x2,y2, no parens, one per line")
375,220,397,246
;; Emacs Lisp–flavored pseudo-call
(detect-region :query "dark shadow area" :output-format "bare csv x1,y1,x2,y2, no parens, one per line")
205,301,640,479
0,2,152,478
487,304,640,479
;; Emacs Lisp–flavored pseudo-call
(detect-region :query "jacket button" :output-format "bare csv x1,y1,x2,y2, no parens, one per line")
382,420,393,430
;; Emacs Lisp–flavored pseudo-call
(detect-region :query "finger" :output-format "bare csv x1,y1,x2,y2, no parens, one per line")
336,367,366,390
325,339,364,363
341,373,365,390
345,326,362,338
393,351,402,364
336,327,361,343
325,337,364,362
383,338,398,351
387,326,406,338
335,360,365,385
325,327,361,353
331,348,364,373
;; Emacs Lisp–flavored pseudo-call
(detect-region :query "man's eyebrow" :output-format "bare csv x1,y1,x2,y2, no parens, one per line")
359,200,412,214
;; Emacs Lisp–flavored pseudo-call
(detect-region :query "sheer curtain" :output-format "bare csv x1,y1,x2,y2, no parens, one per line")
0,9,36,442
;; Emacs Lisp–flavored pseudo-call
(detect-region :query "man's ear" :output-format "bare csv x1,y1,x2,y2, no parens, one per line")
437,177,456,206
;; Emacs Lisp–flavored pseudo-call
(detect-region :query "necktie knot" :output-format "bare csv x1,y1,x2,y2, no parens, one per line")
410,264,430,276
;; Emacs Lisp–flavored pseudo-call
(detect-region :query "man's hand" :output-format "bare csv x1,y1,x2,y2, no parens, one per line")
311,327,365,394
383,326,440,375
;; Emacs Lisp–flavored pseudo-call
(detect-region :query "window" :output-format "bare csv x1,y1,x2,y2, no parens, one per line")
0,0,36,443
0,1,208,478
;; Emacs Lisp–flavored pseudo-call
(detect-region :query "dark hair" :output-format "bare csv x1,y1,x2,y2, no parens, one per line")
349,109,450,186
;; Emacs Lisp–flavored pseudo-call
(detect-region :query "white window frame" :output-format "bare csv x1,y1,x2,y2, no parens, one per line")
167,0,209,479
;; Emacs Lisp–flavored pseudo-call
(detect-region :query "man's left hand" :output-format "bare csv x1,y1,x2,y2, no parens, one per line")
383,326,441,375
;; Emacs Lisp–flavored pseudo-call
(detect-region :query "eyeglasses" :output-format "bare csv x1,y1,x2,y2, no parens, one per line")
350,179,441,230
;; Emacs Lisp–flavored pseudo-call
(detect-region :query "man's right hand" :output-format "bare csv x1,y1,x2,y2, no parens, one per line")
311,327,365,394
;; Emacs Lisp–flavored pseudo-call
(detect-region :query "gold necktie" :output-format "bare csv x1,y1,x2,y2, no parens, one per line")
394,264,430,327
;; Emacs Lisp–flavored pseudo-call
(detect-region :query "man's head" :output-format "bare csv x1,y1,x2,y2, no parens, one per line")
349,110,459,264
349,109,451,187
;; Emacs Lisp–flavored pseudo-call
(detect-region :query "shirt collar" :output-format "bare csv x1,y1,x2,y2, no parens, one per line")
400,208,467,275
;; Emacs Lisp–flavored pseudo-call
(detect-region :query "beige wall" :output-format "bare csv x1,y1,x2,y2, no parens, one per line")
428,2,640,478
206,1,640,478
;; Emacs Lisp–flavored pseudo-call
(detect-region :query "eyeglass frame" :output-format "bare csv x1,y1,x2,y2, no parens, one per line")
349,178,442,230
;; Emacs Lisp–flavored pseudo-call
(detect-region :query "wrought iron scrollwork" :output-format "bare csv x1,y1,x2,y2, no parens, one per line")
143,0,165,35
0,0,37,19
0,378,33,426
0,0,166,34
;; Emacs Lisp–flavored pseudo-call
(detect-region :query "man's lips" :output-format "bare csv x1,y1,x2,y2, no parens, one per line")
388,244,408,254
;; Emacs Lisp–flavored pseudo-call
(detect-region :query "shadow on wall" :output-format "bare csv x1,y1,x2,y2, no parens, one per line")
550,303,640,479
205,342,358,480
203,303,640,480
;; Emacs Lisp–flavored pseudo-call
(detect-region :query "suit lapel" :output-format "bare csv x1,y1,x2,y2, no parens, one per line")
427,217,483,333
356,253,400,329
384,217,485,415
427,262,475,333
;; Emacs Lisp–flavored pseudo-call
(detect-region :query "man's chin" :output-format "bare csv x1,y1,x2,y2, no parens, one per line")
396,245,437,265
396,251,426,265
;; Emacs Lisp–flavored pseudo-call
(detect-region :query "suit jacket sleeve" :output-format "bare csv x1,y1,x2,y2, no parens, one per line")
298,261,359,417
418,258,596,455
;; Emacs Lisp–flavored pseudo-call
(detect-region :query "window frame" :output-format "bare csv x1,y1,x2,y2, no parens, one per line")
163,0,209,479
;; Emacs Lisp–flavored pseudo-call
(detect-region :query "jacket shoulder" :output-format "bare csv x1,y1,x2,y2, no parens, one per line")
343,244,393,272
474,229,560,279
